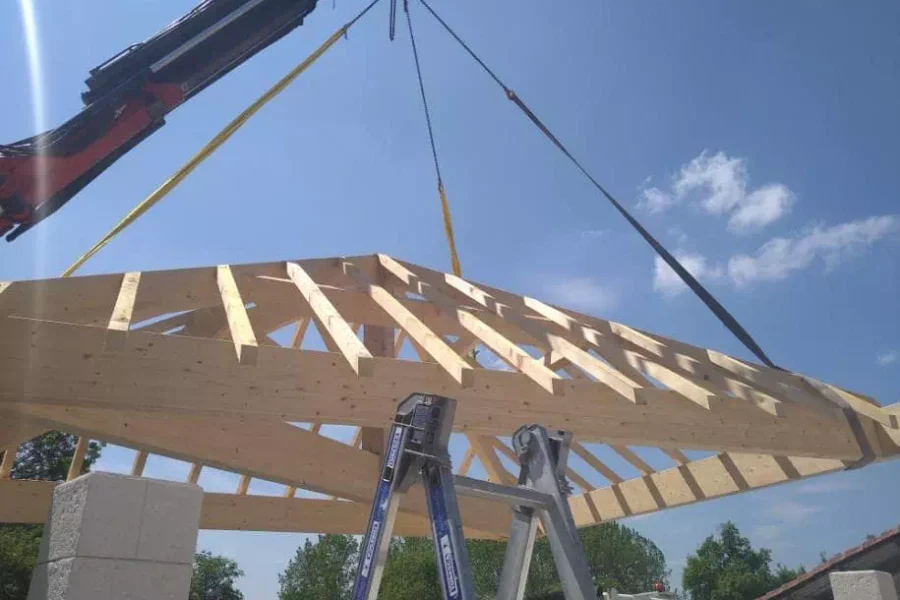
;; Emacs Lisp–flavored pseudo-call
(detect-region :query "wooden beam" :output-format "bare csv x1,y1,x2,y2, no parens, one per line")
343,260,473,387
290,318,311,349
467,435,516,485
378,254,563,396
660,448,690,466
458,446,476,476
570,443,624,484
131,451,149,477
0,317,878,459
526,298,788,416
286,262,373,376
187,463,203,484
0,479,498,538
5,403,510,535
216,265,259,365
105,272,141,351
437,277,648,403
236,474,251,495
0,447,14,479
0,419,48,453
610,445,655,475
568,452,847,527
360,324,394,454
67,436,89,481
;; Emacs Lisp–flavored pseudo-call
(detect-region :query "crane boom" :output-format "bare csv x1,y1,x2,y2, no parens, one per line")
0,0,320,243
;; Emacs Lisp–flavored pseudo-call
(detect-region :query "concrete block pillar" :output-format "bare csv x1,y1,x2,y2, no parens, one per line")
27,472,203,600
830,570,899,600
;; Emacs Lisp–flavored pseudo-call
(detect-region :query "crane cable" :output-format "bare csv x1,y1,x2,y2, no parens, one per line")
403,0,462,277
417,0,776,370
415,0,877,469
61,0,384,278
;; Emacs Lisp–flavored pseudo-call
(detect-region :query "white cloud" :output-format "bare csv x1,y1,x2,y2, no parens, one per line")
766,500,823,523
638,151,795,233
728,183,796,233
652,252,723,297
674,151,748,214
544,277,618,313
637,186,673,214
877,350,899,367
728,215,900,288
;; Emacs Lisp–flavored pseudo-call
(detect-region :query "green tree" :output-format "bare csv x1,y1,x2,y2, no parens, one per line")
8,432,103,482
0,432,104,600
579,521,668,593
190,551,244,600
683,522,805,600
379,537,442,600
278,534,358,600
0,525,43,600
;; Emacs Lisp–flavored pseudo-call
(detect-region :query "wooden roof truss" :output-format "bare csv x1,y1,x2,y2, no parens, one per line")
1,254,897,538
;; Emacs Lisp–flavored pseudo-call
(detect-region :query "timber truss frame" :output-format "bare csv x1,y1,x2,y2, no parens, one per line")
1,254,898,538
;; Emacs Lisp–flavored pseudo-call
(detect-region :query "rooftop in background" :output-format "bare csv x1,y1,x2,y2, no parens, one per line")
758,526,900,600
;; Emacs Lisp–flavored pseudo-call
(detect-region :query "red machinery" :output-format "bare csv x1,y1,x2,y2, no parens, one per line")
0,0,319,242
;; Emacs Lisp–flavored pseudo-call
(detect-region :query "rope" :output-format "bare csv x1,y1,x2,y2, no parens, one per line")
418,0,776,369
404,0,462,277
62,0,383,278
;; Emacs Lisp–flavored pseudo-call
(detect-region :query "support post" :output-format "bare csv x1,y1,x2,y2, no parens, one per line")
361,324,395,454
27,473,202,600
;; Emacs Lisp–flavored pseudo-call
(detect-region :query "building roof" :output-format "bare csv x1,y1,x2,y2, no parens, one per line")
758,526,900,600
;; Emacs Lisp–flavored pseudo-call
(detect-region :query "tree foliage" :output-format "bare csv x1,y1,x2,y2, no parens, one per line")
379,537,442,600
190,551,244,600
0,525,43,600
7,432,103,482
279,534,359,600
0,431,104,600
278,521,668,599
683,522,804,600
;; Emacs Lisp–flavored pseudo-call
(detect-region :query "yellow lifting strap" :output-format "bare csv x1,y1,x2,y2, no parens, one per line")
62,5,376,278
437,181,462,277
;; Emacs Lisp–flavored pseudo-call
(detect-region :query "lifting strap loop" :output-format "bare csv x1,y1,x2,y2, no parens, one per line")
438,181,462,277
404,0,463,277
62,0,384,278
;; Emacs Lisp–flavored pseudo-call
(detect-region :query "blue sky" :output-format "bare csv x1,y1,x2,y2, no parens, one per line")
3,0,899,597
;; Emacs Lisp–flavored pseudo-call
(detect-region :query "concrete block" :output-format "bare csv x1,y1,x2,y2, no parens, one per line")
75,474,146,560
29,558,191,600
136,478,203,564
28,473,202,600
830,570,899,600
27,559,74,600
36,477,90,564
38,473,147,563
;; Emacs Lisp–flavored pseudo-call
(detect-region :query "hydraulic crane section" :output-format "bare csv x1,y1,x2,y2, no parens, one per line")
352,393,599,600
0,0,319,242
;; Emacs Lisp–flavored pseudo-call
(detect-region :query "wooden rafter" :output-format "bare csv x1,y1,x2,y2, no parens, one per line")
0,253,896,537
217,265,258,365
287,261,374,376
105,271,141,351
